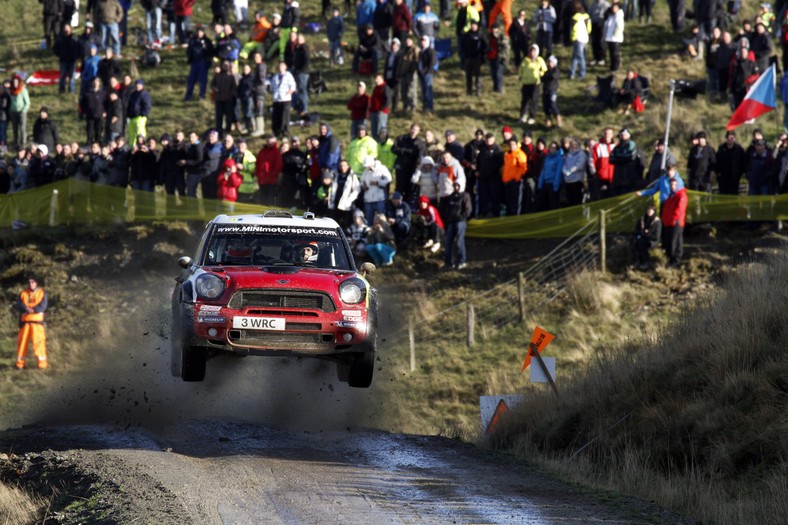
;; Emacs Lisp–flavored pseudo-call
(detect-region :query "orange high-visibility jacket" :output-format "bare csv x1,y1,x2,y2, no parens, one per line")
488,0,514,33
19,287,46,323
251,18,272,43
502,146,528,183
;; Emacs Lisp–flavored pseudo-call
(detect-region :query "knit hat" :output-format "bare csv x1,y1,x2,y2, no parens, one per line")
502,126,513,135
223,158,237,169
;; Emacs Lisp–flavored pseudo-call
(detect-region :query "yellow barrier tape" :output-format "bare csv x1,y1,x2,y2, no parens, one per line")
1,180,787,238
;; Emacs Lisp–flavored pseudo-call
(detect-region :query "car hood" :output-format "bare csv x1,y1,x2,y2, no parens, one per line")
205,266,357,290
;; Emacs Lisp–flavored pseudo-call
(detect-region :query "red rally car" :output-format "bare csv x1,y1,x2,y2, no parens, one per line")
171,211,378,387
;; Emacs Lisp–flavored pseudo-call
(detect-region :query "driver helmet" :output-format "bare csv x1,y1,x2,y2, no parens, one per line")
295,241,319,262
225,238,251,259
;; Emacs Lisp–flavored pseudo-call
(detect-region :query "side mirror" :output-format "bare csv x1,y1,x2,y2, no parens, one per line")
178,256,193,269
359,262,376,277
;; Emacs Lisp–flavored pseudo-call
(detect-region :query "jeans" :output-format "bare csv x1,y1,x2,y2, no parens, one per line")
364,200,386,225
419,72,434,111
176,15,191,44
215,99,235,133
370,112,388,140
101,22,121,55
296,72,310,114
367,243,396,265
329,40,343,64
131,179,153,192
488,58,503,93
146,7,162,43
444,220,467,266
186,173,201,197
10,111,26,147
0,120,7,145
350,119,366,140
59,61,76,93
570,42,587,79
185,60,209,99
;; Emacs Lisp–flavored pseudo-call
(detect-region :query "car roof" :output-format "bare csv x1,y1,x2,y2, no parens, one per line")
209,211,341,229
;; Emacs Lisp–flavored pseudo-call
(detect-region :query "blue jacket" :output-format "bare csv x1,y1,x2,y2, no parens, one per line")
81,55,101,85
640,173,685,204
327,16,345,42
318,129,341,172
356,0,376,28
538,150,564,192
126,89,151,118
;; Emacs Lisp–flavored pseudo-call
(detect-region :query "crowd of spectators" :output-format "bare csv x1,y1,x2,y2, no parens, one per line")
1,0,787,270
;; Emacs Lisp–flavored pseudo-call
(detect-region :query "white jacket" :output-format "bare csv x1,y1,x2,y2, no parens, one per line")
603,10,624,43
329,173,362,211
360,161,393,203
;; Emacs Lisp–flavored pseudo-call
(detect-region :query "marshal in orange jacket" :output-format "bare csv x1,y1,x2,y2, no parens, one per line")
502,145,528,183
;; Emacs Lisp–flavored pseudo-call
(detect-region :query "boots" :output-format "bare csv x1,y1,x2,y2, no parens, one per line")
251,116,265,137
244,117,253,135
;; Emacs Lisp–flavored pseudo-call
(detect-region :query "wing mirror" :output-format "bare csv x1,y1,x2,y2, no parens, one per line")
359,262,376,278
178,256,193,269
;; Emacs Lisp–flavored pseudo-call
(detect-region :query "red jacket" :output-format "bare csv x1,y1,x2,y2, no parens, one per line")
392,4,412,33
217,171,243,202
592,141,614,184
254,144,283,186
369,84,389,114
347,93,370,121
661,188,688,227
418,195,444,229
174,0,196,17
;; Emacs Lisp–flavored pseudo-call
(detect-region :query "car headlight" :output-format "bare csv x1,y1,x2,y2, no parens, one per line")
195,273,226,299
339,278,366,304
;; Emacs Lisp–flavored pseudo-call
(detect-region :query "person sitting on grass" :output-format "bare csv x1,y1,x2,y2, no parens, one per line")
366,212,397,266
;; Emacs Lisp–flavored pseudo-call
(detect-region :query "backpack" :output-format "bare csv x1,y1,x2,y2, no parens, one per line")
143,48,162,67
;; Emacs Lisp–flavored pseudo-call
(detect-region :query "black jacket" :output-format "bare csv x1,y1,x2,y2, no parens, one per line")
33,118,59,152
53,33,82,62
477,142,504,183
440,190,472,222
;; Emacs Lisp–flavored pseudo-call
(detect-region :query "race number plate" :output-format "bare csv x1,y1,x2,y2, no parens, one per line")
232,316,286,331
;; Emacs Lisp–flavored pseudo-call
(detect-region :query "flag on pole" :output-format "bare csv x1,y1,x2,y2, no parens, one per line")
726,64,777,131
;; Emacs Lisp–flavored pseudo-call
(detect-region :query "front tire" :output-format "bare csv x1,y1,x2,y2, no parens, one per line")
172,304,207,382
348,301,377,388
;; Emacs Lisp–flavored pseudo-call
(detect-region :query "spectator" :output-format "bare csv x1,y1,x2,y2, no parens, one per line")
569,3,591,81
354,24,380,74
542,55,561,128
610,128,643,196
32,108,59,154
108,136,131,187
509,9,532,68
201,129,224,198
661,177,687,267
29,144,56,187
240,10,271,59
462,128,485,216
211,62,237,135
249,51,267,137
417,34,437,114
533,0,556,58
184,25,214,101
385,191,412,245
104,88,123,143
644,138,676,184
477,132,503,217
444,130,464,160
384,38,402,111
215,158,242,208
41,0,63,49
413,2,440,42
488,0,514,34
411,155,439,203
215,24,241,72
562,137,587,206
233,0,250,28
347,81,371,139
392,0,413,43
518,44,547,124
278,136,306,207
180,130,204,197
613,68,645,114
436,149,466,203
80,44,101,96
369,74,390,140
312,169,335,216
631,204,662,269
236,63,255,135
174,0,196,45
398,36,420,115
142,0,163,47
461,20,487,97
291,33,311,116
745,139,776,196
603,1,624,72
502,136,527,215
270,61,296,138
729,38,758,109
9,76,30,148
424,128,443,160
317,122,341,173
211,0,231,25
53,24,81,94
80,78,105,145
360,155,393,223
415,194,444,250
98,48,122,89
329,158,362,226
709,30,735,103
487,24,505,94
687,131,716,192
98,0,124,55
0,80,10,153
125,79,151,144
366,211,397,266
130,135,158,191
254,134,283,205
749,22,772,74
347,209,371,258
159,132,186,196
637,161,685,210
392,122,426,202
715,130,746,195
327,7,345,66
536,140,563,210
440,181,472,269
377,127,396,173
588,0,608,66
373,0,395,43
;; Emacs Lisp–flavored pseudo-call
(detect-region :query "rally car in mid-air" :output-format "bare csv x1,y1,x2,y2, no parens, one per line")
171,211,378,387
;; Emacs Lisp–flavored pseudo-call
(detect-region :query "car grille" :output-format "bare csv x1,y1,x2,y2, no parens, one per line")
230,331,332,347
228,290,336,312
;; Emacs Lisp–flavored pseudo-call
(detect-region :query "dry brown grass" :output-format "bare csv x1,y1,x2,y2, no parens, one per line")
490,245,788,524
0,479,44,524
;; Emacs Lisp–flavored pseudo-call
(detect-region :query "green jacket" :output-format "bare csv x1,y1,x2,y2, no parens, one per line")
9,86,30,114
518,56,547,86
347,136,378,174
237,149,258,194
377,138,395,172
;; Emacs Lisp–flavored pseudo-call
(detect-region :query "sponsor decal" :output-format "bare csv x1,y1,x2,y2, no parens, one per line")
198,316,226,323
336,321,359,328
199,305,222,312
341,310,362,316
215,225,339,236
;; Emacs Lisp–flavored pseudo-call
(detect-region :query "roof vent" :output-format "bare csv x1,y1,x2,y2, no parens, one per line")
303,212,315,220
262,210,293,219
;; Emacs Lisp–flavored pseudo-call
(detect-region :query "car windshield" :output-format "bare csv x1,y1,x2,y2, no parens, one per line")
202,224,353,270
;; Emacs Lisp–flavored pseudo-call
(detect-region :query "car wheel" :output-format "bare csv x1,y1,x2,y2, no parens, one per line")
172,304,207,382
336,360,350,382
348,301,377,388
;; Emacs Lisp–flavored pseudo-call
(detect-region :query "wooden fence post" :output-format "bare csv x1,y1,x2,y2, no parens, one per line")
409,315,416,372
467,303,475,348
518,272,526,322
598,209,606,274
